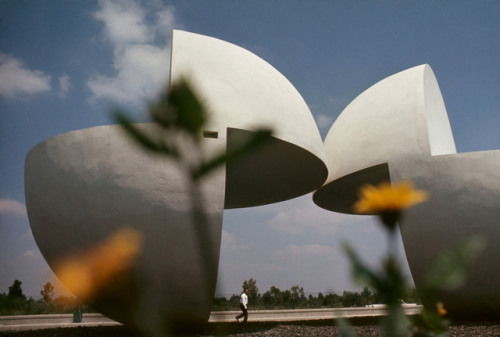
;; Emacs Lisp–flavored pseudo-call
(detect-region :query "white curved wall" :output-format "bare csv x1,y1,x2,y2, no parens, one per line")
171,30,325,160
25,124,225,327
423,66,456,156
319,65,455,186
171,30,327,208
391,152,500,315
314,64,500,316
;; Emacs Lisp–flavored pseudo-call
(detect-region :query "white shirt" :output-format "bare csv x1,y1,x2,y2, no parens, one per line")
240,292,248,308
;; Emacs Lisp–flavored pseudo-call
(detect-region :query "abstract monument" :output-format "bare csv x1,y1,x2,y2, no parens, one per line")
313,64,500,316
25,29,499,328
24,30,328,329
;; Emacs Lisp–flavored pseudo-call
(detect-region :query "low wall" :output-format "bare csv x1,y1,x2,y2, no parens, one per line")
210,305,422,322
0,306,423,331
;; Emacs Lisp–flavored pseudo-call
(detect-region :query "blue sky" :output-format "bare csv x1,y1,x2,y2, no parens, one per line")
0,0,498,299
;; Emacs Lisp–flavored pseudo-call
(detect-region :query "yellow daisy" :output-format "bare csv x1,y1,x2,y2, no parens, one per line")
354,180,428,214
437,302,447,316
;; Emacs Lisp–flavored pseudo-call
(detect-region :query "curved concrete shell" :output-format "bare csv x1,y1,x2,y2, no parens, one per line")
25,124,226,328
313,64,500,316
171,30,327,208
25,30,327,330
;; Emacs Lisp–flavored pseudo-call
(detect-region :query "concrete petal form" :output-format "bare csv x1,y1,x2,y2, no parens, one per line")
391,153,500,316
25,30,327,329
171,30,328,208
314,65,456,214
25,124,226,329
313,65,500,316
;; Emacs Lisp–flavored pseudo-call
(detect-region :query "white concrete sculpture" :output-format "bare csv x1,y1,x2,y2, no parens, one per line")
313,64,500,316
25,30,327,329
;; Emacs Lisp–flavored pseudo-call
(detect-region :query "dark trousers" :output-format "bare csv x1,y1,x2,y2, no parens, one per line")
235,304,248,322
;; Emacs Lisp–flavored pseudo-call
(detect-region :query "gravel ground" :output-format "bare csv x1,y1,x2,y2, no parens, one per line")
213,323,500,337
1,319,499,337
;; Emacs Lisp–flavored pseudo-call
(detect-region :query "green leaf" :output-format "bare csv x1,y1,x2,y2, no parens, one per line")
342,242,379,287
416,307,450,336
423,236,485,290
336,318,356,337
380,305,411,337
148,86,172,130
167,79,207,135
114,111,174,156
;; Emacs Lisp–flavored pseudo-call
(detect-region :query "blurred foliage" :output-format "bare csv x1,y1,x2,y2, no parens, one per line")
342,181,484,337
114,79,273,180
112,79,273,337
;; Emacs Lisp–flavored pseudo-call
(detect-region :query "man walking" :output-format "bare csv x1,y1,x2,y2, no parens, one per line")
235,288,249,322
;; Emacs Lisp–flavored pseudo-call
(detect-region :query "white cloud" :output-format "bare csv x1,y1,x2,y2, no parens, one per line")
88,44,171,103
88,0,178,107
94,0,149,48
20,250,42,261
220,230,248,252
266,194,371,235
0,199,27,216
58,73,71,97
315,113,335,131
155,6,177,38
23,250,35,257
0,53,51,99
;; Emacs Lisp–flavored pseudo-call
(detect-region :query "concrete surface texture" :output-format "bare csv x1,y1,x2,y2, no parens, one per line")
313,64,500,316
25,124,227,329
170,30,328,208
24,30,327,331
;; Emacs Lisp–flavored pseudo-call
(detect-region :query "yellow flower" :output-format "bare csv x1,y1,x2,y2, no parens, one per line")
353,180,428,214
437,302,447,316
54,227,142,301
